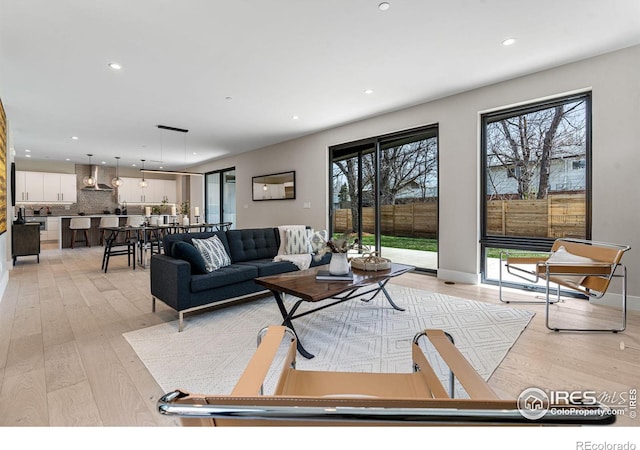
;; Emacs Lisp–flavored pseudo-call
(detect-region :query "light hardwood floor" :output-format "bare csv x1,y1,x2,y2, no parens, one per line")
1,245,639,426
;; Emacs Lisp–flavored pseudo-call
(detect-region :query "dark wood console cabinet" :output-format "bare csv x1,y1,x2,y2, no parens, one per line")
12,223,41,265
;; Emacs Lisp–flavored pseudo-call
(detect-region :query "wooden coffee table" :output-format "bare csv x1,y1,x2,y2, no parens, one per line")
254,263,414,358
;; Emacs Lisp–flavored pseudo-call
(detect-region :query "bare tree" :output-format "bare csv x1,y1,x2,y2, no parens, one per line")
333,158,360,232
486,100,585,200
333,136,437,235
362,138,437,205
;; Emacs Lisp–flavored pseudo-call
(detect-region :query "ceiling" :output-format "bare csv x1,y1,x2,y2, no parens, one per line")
2,0,640,172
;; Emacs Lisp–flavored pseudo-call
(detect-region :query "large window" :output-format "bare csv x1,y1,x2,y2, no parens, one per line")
330,125,438,272
481,93,591,284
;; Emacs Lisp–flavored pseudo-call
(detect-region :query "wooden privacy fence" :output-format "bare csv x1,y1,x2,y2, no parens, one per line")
487,194,586,238
334,203,438,238
333,194,585,239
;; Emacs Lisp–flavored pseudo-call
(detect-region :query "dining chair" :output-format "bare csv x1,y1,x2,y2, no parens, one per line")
98,216,120,245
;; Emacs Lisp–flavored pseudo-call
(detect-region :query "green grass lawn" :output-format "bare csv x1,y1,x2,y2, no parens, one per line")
333,233,552,258
358,235,438,252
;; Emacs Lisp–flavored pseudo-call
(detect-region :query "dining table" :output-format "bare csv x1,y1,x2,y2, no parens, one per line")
156,221,233,235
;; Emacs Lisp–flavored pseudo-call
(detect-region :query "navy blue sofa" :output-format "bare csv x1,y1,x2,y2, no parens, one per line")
150,227,330,331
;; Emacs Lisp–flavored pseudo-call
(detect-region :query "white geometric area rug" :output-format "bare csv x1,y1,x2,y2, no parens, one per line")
124,285,534,397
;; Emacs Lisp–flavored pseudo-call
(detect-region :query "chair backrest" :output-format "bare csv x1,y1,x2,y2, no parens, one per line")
126,215,143,226
99,216,120,228
69,217,91,229
549,238,630,294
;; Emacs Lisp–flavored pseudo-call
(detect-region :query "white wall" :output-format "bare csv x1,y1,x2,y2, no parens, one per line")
195,45,640,304
0,112,13,302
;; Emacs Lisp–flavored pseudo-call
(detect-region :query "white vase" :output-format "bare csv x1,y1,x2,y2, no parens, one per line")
328,252,350,275
182,216,190,226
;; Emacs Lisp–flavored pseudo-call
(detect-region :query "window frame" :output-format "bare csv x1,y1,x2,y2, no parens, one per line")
480,92,592,280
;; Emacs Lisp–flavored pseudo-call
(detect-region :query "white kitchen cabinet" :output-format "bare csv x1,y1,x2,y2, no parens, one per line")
59,173,77,203
149,178,177,203
117,177,150,203
15,171,44,202
117,177,175,204
42,173,77,203
47,217,60,241
117,177,137,203
17,171,76,203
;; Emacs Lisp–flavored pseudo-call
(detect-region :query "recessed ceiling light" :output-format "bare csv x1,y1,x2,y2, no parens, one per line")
159,166,163,169
378,2,390,11
65,158,70,161
71,136,79,140
25,154,31,158
25,149,31,152
132,164,137,167
364,89,374,94
292,115,299,120
192,152,197,155
101,161,106,164
502,38,516,46
108,62,122,70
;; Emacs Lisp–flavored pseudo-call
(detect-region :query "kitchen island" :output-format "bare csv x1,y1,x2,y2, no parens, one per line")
59,215,129,248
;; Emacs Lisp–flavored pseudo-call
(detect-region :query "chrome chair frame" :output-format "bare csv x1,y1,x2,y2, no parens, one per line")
498,238,630,333
157,325,615,426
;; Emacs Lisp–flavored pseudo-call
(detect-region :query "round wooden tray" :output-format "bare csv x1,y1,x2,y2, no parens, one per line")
351,253,392,271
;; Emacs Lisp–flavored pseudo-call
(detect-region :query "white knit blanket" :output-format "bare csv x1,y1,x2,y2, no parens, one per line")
273,254,312,270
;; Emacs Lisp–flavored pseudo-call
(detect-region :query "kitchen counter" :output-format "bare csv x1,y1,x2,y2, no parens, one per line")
59,216,130,249
58,215,175,249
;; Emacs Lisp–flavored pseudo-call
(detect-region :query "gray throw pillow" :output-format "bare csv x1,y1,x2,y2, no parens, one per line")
192,235,232,272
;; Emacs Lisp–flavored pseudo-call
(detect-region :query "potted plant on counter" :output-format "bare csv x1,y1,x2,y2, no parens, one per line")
179,201,190,226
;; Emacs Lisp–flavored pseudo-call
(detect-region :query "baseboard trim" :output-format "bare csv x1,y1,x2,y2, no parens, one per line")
591,292,640,312
0,267,9,304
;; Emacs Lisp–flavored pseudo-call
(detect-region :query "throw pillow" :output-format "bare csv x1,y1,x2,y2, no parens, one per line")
192,235,232,272
171,241,208,274
545,245,598,286
310,229,328,254
277,225,306,255
285,228,310,255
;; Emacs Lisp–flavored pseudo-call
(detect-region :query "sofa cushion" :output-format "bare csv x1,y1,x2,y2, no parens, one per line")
171,241,208,274
236,259,299,277
190,264,259,293
227,228,279,263
192,235,232,272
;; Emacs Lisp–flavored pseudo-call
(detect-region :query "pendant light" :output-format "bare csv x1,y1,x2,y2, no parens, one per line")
140,125,203,176
138,160,148,188
111,156,123,188
82,153,96,187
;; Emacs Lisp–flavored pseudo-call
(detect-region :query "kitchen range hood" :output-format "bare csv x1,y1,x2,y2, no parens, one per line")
82,166,114,190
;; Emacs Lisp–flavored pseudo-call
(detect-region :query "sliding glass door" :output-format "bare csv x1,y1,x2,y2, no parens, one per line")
205,167,236,228
329,125,438,271
331,141,377,252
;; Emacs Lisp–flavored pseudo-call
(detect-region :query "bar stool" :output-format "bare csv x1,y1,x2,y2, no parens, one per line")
99,216,120,245
69,217,91,248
